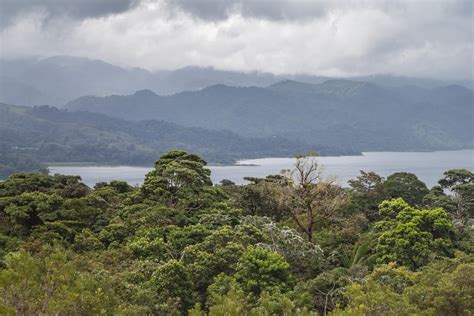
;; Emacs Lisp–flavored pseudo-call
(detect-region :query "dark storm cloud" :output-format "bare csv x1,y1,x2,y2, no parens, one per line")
0,0,140,27
166,0,473,22
166,0,328,21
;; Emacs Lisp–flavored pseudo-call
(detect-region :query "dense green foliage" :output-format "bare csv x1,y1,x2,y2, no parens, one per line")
375,198,454,270
0,151,472,315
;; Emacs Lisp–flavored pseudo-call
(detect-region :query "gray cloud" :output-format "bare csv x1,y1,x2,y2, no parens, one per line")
0,0,140,27
0,0,472,79
166,0,473,22
166,0,328,21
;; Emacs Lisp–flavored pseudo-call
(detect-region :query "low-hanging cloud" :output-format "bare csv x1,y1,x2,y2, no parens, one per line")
0,0,140,27
0,0,472,79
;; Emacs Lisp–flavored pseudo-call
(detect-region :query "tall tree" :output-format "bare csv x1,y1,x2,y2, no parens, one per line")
141,150,214,207
438,169,474,223
383,172,429,207
348,170,386,221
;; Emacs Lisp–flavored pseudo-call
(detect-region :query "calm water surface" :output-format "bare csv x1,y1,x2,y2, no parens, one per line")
49,150,473,188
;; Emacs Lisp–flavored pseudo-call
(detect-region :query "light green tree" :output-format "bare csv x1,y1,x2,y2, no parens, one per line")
375,198,454,270
236,246,293,298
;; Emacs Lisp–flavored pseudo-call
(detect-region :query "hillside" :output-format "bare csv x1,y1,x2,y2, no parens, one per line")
0,103,325,178
65,80,474,153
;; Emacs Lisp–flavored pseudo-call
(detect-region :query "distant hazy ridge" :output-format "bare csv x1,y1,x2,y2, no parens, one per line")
65,78,473,154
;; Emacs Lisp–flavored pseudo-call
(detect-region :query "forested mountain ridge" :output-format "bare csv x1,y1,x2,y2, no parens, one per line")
66,79,474,153
0,103,325,178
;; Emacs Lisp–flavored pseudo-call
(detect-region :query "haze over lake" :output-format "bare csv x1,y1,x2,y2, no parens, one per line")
49,150,474,188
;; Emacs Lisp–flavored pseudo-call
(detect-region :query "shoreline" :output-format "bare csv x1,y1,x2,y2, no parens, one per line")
43,149,474,189
46,148,474,169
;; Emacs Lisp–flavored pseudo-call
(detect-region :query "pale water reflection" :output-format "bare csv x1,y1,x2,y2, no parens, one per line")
49,150,473,188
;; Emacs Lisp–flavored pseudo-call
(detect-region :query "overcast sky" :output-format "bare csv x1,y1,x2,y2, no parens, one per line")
1,0,473,79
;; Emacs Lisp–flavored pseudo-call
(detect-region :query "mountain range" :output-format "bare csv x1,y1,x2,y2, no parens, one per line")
65,79,474,153
1,55,473,107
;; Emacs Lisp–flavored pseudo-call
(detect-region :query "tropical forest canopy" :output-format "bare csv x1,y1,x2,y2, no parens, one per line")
0,150,472,315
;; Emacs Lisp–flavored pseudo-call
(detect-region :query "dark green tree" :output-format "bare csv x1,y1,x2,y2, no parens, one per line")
0,192,63,237
423,185,457,213
438,169,474,222
141,150,214,207
347,170,386,221
383,172,429,207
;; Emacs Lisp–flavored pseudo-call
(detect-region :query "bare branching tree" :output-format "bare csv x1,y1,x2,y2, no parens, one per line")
281,155,346,243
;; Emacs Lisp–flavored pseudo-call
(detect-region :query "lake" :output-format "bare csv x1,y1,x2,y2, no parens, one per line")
49,150,473,188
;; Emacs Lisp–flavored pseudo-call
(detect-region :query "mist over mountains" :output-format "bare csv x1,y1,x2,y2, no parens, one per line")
1,55,473,107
